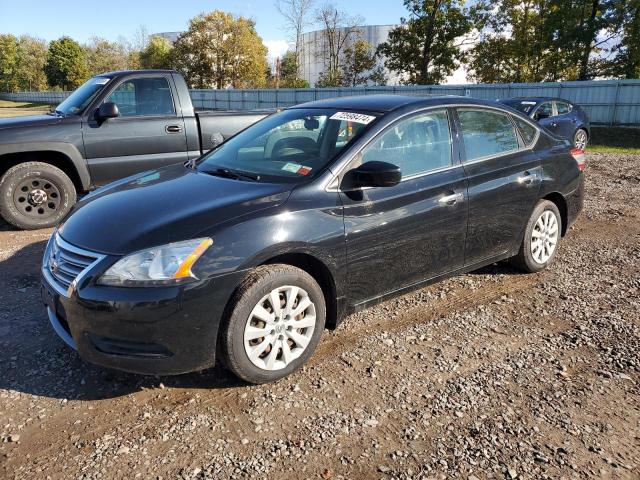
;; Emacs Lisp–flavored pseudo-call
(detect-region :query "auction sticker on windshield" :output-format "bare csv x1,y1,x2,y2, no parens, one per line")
330,112,376,125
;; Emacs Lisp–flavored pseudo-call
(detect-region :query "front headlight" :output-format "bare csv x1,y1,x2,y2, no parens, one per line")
98,238,213,287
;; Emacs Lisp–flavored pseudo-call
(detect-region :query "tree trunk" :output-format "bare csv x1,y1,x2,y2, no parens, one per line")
420,0,442,84
578,0,599,80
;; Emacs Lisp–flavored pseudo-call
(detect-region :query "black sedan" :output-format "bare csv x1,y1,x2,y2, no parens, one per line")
41,95,586,384
500,97,590,149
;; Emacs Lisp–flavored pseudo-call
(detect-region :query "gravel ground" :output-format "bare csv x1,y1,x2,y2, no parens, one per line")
0,152,638,479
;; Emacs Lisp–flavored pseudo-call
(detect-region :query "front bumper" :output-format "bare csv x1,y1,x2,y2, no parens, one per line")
41,242,244,376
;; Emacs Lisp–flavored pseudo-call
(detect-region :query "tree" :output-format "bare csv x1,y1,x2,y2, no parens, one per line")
314,3,363,87
85,37,128,76
45,36,89,89
279,50,310,87
275,0,315,75
15,36,48,91
378,0,475,85
468,0,621,83
140,36,174,69
0,34,19,92
172,10,268,89
600,0,640,79
341,39,386,86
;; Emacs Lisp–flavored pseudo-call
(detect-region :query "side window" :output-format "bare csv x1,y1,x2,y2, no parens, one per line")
457,109,519,161
361,110,452,179
104,77,175,117
513,116,538,147
534,102,553,120
556,101,572,115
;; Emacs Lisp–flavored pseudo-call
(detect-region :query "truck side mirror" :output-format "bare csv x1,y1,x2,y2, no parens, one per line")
96,102,120,122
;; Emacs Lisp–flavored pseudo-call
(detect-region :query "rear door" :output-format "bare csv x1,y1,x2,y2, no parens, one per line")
340,109,468,304
552,101,577,140
82,74,187,185
533,101,558,135
455,107,542,265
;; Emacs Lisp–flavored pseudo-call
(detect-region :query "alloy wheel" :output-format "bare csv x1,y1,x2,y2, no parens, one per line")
531,210,559,264
574,130,588,150
243,285,316,371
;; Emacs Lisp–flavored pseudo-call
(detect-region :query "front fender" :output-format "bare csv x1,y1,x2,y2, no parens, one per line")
0,141,91,190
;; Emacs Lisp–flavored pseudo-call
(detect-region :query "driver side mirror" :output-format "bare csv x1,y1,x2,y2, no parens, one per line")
344,161,401,189
535,111,550,121
96,102,120,122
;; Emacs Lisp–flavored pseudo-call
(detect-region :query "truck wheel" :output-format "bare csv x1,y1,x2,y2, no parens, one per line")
0,162,76,230
221,264,326,384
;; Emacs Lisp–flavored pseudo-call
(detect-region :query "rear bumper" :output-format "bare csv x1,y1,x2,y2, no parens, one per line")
565,175,585,231
41,265,244,376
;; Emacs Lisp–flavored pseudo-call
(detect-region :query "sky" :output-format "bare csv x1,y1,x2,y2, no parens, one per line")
0,0,408,61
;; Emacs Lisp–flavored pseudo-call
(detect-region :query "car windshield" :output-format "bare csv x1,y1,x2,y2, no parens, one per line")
196,108,377,183
502,100,538,115
55,76,111,115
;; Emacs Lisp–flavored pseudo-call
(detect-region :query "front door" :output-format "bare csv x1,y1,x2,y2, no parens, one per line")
340,109,468,305
456,108,542,265
82,74,187,185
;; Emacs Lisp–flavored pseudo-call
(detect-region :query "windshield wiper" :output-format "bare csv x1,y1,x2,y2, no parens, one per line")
201,168,260,182
47,109,65,117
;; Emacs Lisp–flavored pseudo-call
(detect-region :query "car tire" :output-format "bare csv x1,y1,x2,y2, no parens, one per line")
574,128,588,150
0,162,76,230
221,264,326,384
510,200,562,273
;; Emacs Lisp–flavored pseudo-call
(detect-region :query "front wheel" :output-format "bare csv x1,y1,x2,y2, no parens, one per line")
0,162,76,230
510,200,562,273
221,264,326,384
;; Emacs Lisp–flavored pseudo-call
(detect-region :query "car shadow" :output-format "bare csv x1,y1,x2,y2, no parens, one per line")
0,238,246,402
468,261,525,276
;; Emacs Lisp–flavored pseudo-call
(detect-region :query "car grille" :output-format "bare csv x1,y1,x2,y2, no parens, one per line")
45,233,102,291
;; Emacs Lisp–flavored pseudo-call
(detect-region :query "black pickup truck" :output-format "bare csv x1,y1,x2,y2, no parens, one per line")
0,70,269,229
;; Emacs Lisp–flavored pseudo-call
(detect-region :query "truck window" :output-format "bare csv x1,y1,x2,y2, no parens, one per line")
104,77,175,117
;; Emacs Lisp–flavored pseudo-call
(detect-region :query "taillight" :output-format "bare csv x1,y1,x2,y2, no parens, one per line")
570,148,587,171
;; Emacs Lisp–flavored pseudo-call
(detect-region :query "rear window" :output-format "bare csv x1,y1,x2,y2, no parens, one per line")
503,100,537,115
556,102,572,115
457,109,519,161
513,117,538,147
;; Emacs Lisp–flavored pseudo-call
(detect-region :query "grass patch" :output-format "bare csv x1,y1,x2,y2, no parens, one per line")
0,99,54,118
590,125,640,151
587,145,640,154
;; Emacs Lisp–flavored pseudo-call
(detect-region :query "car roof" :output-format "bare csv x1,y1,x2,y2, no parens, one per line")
289,94,509,113
502,97,573,104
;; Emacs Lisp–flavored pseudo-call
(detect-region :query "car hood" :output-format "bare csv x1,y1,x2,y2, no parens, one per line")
60,164,293,255
0,114,63,130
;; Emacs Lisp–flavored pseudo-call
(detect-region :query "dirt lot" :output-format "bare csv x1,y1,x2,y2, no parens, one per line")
0,152,638,479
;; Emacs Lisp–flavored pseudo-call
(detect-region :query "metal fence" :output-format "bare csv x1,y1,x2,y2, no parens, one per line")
3,79,640,125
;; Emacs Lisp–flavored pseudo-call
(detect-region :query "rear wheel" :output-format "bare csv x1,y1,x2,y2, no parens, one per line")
0,162,76,230
510,200,562,273
574,128,588,149
221,264,326,384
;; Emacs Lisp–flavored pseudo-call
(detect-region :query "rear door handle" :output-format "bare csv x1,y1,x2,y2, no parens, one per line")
438,192,464,206
518,172,537,185
165,125,183,134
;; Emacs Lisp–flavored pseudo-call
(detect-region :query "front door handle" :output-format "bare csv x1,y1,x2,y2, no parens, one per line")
550,121,558,127
518,172,537,185
165,124,183,134
438,192,464,206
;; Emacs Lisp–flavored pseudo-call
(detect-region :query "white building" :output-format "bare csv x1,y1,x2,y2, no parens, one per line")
298,24,406,87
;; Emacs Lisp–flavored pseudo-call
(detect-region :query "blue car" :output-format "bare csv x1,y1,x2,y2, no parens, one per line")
500,97,590,149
